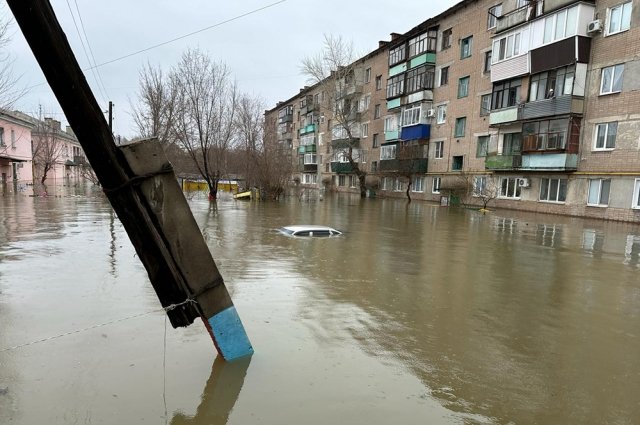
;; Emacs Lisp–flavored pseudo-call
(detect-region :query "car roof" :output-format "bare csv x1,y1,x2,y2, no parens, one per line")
281,225,336,231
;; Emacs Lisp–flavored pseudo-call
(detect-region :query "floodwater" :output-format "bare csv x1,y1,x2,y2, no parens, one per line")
1,190,640,424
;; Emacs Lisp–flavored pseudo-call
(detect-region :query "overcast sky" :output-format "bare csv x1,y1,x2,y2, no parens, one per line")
5,0,457,137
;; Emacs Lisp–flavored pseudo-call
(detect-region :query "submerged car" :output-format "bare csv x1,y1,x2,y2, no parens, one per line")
279,225,342,237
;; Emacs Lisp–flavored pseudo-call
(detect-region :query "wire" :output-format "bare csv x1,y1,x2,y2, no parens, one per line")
64,0,108,104
73,0,110,101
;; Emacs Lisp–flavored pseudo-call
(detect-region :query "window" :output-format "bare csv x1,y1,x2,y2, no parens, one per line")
491,78,521,110
0,128,4,147
488,4,502,29
600,64,624,95
477,136,489,157
543,6,578,44
412,176,425,192
349,175,359,188
500,177,522,199
406,64,435,93
441,28,452,50
434,141,444,159
529,65,575,101
401,105,421,126
588,179,611,206
632,179,640,209
338,175,346,187
359,95,371,112
522,119,568,151
384,116,397,133
492,31,522,63
382,177,393,190
361,122,369,138
607,2,632,35
436,105,447,124
460,36,473,59
503,132,522,154
302,173,317,185
484,51,492,73
458,76,470,98
452,155,464,171
373,133,379,148
408,30,437,57
440,66,449,86
595,122,617,150
473,176,487,196
455,117,466,137
540,178,567,202
304,153,317,164
515,0,528,7
375,75,382,90
387,74,405,98
365,67,372,83
393,178,403,192
300,134,315,146
433,177,441,194
480,94,491,116
380,144,397,160
10,129,15,148
389,44,406,66
371,161,378,172
374,104,381,119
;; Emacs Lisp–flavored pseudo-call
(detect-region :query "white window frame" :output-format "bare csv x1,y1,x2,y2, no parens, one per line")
539,178,568,203
436,105,447,124
434,140,444,159
380,144,397,160
587,179,611,207
412,176,425,193
382,176,393,191
606,2,632,36
349,175,359,188
473,176,487,197
365,67,372,83
384,116,398,132
432,177,441,194
542,6,578,45
401,105,422,127
488,4,502,29
499,177,522,199
393,178,403,192
632,178,640,209
600,64,624,95
302,173,317,185
304,153,317,165
361,122,369,138
594,122,617,150
492,30,523,64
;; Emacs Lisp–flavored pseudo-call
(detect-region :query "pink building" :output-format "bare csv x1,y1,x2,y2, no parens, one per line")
0,110,35,191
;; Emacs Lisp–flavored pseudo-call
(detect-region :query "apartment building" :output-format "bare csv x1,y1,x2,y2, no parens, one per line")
0,110,35,190
265,0,640,222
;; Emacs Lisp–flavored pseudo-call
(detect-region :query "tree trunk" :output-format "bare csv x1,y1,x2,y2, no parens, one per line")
406,181,412,203
40,165,49,185
358,173,366,198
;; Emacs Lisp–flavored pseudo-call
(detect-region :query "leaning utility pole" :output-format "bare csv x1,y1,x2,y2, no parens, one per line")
7,0,253,361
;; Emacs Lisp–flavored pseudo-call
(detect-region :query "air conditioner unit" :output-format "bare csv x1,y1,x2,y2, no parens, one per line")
518,178,530,188
426,109,436,118
587,19,602,34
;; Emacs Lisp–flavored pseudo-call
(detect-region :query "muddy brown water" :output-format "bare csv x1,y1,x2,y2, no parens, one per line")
1,191,639,424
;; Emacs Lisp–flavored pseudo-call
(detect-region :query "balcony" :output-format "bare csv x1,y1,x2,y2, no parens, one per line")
379,158,428,173
300,124,316,135
496,7,529,33
387,98,402,110
485,153,522,170
299,163,318,172
520,95,584,121
331,162,356,173
409,52,436,69
278,114,293,124
384,130,399,141
520,152,578,171
298,144,316,154
489,106,520,125
74,155,88,165
491,54,529,83
400,124,430,141
331,139,360,149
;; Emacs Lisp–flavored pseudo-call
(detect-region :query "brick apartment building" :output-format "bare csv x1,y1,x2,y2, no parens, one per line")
264,0,640,222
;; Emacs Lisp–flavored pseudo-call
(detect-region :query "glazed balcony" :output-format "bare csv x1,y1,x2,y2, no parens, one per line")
489,105,520,125
299,163,318,172
297,144,316,154
400,124,430,141
300,124,316,135
520,95,584,121
330,162,356,173
485,153,522,170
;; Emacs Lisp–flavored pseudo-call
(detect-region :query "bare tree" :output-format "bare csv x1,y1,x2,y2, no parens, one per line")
131,63,176,146
470,175,500,211
0,14,25,109
301,34,368,198
171,49,238,201
253,114,293,199
234,94,264,189
32,118,65,188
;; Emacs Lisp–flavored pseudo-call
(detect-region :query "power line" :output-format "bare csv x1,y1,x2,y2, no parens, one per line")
85,0,287,71
73,0,110,100
63,0,108,104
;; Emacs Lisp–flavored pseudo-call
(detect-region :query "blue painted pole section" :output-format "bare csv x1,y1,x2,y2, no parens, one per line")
207,307,254,361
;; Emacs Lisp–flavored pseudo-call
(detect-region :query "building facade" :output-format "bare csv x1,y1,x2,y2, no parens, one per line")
265,0,640,222
0,110,35,191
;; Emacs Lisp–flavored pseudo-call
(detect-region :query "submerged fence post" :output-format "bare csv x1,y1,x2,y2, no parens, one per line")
7,0,252,360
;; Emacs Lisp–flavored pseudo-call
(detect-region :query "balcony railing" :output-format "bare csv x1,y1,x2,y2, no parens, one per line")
297,144,316,154
485,153,522,170
379,158,427,173
300,124,316,135
330,162,356,173
520,153,578,171
520,95,584,121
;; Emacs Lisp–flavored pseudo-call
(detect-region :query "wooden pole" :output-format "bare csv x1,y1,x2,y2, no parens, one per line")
7,0,252,361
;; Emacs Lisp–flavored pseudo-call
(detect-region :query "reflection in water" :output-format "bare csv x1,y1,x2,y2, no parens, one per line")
171,356,251,425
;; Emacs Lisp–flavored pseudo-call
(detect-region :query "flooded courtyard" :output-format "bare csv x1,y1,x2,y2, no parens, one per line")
1,191,640,424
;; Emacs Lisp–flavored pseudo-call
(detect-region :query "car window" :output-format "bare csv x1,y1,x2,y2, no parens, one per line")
294,230,310,236
312,230,331,237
